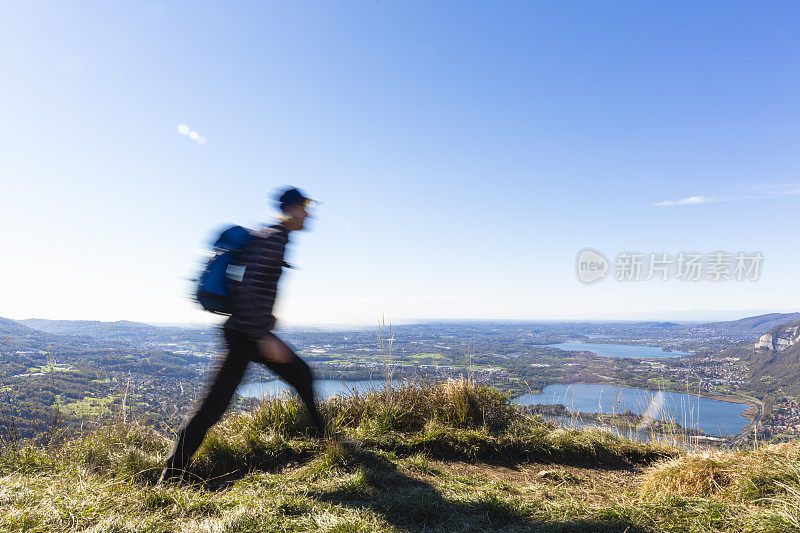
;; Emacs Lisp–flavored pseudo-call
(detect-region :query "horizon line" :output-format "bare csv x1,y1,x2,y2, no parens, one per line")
8,309,800,330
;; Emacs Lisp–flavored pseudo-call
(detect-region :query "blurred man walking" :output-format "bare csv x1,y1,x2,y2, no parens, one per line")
159,187,324,483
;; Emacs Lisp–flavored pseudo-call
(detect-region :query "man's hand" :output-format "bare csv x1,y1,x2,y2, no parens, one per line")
257,335,295,364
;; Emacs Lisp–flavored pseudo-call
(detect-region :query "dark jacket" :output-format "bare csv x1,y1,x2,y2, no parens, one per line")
225,223,289,340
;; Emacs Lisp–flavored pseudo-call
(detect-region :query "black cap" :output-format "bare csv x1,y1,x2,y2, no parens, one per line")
275,187,315,212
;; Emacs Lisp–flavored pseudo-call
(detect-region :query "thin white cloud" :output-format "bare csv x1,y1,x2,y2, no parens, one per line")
655,195,716,206
654,186,800,207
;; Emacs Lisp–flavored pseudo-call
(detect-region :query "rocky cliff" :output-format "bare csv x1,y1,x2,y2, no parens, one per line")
755,319,800,351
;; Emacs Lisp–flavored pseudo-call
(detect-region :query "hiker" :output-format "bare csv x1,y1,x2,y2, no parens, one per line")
159,187,325,483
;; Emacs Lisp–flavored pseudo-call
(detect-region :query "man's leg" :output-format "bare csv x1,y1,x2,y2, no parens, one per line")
257,334,325,434
161,330,249,478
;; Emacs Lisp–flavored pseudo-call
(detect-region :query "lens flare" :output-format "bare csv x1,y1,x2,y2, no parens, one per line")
637,391,666,431
177,124,206,144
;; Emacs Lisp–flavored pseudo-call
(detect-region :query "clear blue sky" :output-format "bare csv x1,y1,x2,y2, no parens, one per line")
2,2,799,326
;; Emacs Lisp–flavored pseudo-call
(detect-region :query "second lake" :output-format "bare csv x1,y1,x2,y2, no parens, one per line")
513,383,750,436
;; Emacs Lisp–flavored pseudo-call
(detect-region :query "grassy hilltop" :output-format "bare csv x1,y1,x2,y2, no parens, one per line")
1,379,798,533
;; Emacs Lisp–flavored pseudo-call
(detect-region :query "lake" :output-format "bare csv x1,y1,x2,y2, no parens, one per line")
546,341,689,359
513,383,750,436
238,379,386,399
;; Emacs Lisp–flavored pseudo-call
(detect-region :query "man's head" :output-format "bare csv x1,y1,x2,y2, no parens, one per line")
275,187,315,232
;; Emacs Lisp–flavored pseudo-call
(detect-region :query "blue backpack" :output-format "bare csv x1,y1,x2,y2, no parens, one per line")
196,225,252,315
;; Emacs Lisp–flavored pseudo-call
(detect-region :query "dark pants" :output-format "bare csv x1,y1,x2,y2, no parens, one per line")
163,327,323,473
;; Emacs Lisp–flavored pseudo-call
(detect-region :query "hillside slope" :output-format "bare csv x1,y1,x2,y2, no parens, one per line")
1,380,798,532
722,318,800,399
0,316,210,440
747,342,800,398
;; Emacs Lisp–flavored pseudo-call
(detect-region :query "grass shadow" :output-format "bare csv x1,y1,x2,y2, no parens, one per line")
176,431,654,493
309,441,650,533
361,436,661,472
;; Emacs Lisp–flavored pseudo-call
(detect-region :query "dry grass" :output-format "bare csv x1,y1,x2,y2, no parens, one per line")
640,443,800,531
641,443,800,500
325,377,517,433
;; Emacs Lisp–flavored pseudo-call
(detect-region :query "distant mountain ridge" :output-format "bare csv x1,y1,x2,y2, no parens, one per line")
703,313,800,335
0,316,103,351
18,318,214,347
